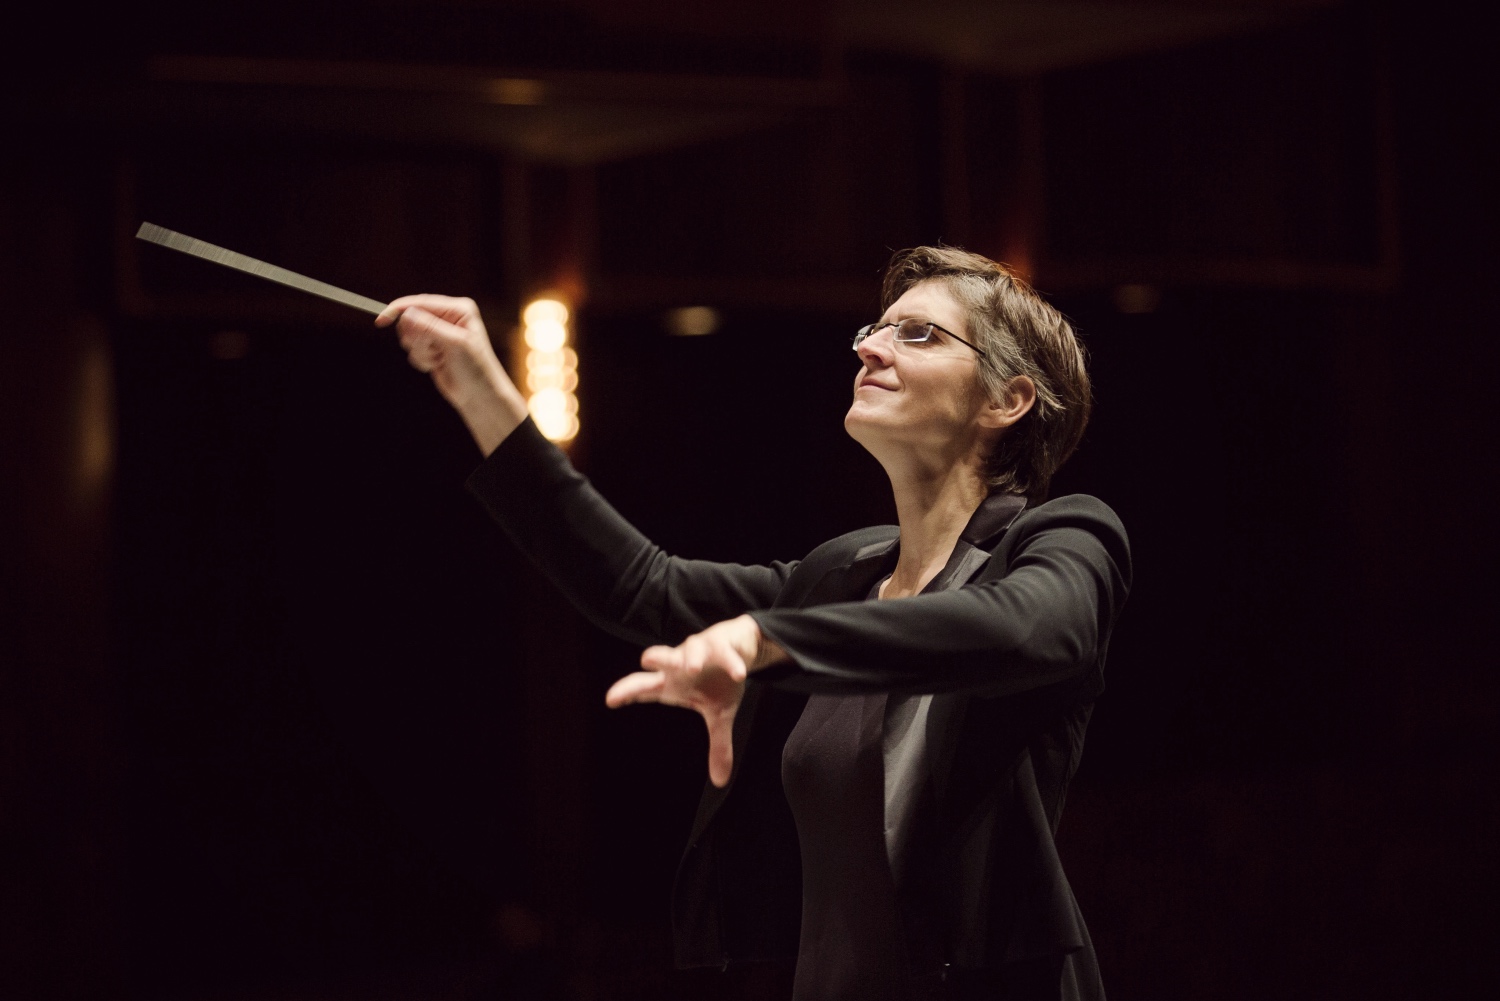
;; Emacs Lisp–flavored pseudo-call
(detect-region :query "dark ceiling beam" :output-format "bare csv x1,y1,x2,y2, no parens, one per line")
85,56,844,166
833,0,1343,76
145,55,844,110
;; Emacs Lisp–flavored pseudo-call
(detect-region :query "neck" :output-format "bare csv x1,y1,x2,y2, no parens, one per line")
880,449,989,599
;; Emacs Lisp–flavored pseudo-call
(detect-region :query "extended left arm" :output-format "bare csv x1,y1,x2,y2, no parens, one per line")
606,507,1130,784
750,522,1128,697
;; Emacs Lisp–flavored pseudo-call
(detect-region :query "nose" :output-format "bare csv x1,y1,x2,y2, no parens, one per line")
856,325,897,369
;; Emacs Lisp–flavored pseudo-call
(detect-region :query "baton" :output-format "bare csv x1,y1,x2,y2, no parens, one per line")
135,222,387,316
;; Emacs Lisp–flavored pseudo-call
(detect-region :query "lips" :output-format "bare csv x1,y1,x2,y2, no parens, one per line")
858,377,897,391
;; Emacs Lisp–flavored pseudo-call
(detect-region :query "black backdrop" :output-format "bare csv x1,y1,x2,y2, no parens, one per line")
4,3,1498,999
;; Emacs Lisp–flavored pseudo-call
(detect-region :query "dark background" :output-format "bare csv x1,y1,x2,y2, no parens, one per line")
3,1,1496,998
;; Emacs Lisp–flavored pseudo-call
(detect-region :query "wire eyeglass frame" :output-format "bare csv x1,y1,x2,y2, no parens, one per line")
853,318,987,358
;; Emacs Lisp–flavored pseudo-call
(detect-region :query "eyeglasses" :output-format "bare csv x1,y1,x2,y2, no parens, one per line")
853,318,987,358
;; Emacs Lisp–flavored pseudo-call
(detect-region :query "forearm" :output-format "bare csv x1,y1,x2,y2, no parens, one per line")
749,528,1127,697
467,421,795,646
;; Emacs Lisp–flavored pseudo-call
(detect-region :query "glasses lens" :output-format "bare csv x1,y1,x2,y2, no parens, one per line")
894,319,933,342
854,320,935,350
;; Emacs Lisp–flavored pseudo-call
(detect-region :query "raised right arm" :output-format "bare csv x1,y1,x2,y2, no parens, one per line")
468,419,793,645
377,295,792,645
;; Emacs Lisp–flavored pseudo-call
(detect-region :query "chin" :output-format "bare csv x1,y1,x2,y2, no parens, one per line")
844,402,897,444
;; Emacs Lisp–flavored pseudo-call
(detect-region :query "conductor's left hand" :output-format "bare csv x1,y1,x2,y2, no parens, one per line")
606,615,784,788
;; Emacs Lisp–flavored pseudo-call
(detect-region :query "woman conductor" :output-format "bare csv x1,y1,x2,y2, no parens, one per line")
375,246,1131,1001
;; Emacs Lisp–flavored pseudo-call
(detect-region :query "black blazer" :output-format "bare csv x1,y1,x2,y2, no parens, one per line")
467,419,1132,998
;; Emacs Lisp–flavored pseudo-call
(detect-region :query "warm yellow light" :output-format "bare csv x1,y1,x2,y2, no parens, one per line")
665,306,720,336
529,387,570,414
489,78,546,106
525,347,577,368
526,348,564,373
529,393,579,441
526,368,578,393
523,319,567,352
534,411,579,442
521,299,577,443
523,298,569,327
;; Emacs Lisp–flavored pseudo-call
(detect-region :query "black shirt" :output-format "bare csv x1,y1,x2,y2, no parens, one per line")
465,418,1131,1001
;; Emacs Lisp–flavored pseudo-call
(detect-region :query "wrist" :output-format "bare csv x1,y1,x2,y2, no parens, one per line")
744,615,788,673
456,368,529,456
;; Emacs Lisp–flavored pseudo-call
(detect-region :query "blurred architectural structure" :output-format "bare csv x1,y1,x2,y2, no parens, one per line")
6,3,1490,1000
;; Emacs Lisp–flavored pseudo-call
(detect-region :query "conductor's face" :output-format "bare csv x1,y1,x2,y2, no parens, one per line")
845,281,995,468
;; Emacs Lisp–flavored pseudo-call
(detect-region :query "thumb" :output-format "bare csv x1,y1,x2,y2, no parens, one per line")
705,710,736,788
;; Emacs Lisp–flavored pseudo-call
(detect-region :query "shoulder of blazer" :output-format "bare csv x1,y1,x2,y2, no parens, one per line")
989,493,1132,584
774,495,1130,604
775,524,900,607
804,524,902,565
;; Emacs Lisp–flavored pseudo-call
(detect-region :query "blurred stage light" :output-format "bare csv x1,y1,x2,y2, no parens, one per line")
1112,284,1162,315
209,329,250,360
524,319,567,352
487,78,546,106
664,306,720,336
523,299,569,326
522,298,579,442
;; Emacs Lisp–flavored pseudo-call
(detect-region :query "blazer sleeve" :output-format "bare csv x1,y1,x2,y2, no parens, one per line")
465,418,795,647
749,496,1130,697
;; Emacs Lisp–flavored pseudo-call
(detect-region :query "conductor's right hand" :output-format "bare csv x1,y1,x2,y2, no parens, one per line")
376,295,530,455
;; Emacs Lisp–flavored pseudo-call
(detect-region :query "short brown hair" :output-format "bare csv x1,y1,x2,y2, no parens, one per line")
880,246,1091,500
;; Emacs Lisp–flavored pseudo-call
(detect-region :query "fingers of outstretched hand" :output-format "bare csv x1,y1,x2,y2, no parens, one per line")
605,670,667,708
624,633,747,788
639,644,684,672
641,635,745,681
681,636,710,673
718,642,749,683
691,632,748,682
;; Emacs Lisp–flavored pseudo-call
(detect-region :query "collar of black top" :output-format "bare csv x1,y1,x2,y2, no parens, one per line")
960,492,1028,549
849,492,1028,568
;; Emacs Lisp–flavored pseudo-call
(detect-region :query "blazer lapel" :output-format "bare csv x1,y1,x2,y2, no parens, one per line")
699,495,1023,852
785,491,1023,612
793,536,899,610
920,493,1028,803
961,491,1028,551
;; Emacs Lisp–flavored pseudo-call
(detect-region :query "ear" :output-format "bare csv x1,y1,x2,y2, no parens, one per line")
979,375,1036,430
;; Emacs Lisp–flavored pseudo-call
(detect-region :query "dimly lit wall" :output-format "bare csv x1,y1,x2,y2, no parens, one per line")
3,3,1497,1000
